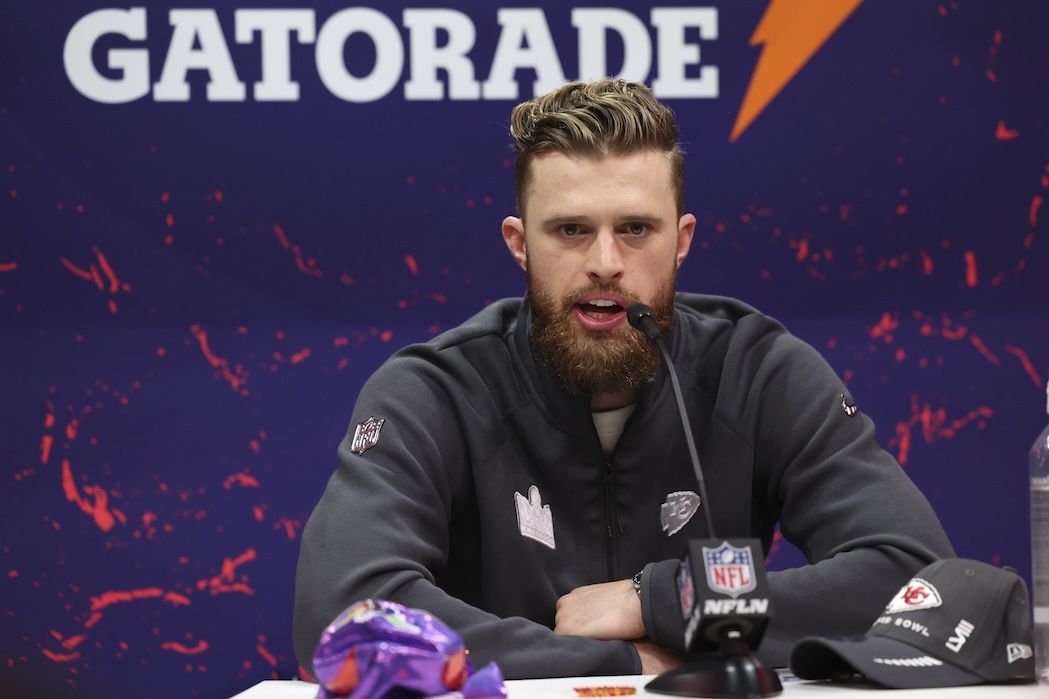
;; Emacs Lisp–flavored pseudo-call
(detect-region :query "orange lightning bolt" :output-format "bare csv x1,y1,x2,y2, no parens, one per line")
730,0,863,142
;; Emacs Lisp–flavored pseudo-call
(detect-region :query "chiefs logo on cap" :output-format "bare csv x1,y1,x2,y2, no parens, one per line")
884,577,943,614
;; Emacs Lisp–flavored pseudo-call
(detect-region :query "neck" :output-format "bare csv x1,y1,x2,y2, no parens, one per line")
591,389,637,412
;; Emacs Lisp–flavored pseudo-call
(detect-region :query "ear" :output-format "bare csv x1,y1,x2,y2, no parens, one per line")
502,216,527,271
675,213,696,269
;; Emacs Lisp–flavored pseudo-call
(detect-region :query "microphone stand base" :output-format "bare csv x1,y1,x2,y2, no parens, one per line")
645,652,783,698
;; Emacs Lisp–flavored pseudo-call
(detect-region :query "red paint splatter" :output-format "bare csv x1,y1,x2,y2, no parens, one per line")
273,223,323,277
1004,345,1042,387
196,549,256,596
963,251,978,287
90,588,191,612
257,643,278,668
61,635,85,651
42,649,80,662
161,640,209,655
380,330,393,343
868,312,898,341
276,517,303,540
62,459,118,532
290,348,311,365
995,121,1019,140
141,511,158,539
893,395,994,465
0,261,16,272
1031,195,1042,227
919,250,933,274
59,248,130,312
40,434,53,464
404,255,420,275
65,418,79,441
223,472,260,489
94,248,120,293
190,324,249,393
969,334,1001,366
794,238,809,262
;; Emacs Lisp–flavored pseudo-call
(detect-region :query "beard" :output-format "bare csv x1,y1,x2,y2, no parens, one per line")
527,268,676,397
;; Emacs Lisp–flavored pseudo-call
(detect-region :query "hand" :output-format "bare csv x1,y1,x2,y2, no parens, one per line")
553,579,645,640
634,640,684,675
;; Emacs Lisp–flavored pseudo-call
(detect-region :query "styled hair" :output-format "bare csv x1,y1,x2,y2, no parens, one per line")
509,79,684,216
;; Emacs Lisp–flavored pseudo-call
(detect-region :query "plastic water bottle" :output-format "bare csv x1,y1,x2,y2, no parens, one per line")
1032,380,1049,684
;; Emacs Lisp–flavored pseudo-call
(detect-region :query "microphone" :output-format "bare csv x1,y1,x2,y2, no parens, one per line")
628,303,781,698
628,304,714,537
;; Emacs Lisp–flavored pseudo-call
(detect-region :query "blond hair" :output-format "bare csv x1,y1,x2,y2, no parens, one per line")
509,79,684,216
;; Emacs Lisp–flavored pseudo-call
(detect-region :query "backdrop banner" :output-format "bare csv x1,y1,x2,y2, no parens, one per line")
2,2,1047,697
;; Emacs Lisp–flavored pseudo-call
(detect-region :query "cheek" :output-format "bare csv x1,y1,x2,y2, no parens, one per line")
528,248,577,287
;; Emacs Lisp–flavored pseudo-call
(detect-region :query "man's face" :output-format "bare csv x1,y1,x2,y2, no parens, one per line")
502,150,696,396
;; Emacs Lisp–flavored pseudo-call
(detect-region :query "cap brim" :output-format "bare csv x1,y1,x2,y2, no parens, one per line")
790,635,985,689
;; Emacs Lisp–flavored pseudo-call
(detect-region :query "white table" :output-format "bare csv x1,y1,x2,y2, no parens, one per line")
230,676,1048,698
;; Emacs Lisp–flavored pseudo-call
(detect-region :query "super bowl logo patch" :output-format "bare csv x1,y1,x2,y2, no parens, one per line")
884,577,942,614
702,541,756,599
350,416,385,455
841,393,858,417
514,485,556,550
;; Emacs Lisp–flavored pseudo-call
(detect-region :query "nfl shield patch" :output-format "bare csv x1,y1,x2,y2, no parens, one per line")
350,417,385,455
703,541,757,598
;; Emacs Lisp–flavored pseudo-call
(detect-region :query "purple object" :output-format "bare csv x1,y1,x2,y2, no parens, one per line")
313,599,506,699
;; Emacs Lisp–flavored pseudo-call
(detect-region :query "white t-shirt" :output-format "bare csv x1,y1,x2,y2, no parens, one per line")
591,404,636,455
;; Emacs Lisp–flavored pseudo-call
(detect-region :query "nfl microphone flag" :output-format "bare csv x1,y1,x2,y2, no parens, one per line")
678,538,772,653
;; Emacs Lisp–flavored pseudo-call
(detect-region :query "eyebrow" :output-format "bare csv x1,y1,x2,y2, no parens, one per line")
541,214,666,228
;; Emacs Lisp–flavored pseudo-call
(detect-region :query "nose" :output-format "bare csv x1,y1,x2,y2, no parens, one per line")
585,228,624,283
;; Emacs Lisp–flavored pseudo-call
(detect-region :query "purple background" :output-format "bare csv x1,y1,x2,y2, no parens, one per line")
2,1,1048,697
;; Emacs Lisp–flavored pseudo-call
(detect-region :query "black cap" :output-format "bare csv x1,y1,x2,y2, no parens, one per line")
790,559,1035,688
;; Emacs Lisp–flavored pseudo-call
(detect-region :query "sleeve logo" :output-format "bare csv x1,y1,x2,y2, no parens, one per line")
350,416,385,455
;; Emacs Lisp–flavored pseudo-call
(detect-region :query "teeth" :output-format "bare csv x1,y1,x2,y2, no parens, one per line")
589,299,617,307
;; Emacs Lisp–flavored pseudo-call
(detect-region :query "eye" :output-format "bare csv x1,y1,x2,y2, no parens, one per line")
557,223,582,238
623,222,650,237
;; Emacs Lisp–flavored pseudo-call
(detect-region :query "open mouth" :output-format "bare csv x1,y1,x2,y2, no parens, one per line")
573,297,629,331
577,298,625,319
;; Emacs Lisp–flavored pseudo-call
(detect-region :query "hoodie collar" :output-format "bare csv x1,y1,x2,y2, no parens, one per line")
509,298,672,438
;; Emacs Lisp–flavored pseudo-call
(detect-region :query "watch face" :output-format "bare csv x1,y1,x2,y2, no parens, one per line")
633,571,643,595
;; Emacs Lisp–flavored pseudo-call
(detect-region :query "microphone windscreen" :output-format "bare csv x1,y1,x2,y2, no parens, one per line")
627,302,654,330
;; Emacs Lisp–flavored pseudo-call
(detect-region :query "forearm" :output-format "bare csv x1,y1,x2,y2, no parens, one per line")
293,465,640,679
294,554,640,679
759,544,933,666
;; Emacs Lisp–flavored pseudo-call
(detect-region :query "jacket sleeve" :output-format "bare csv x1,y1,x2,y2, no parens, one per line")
293,354,640,679
641,329,954,667
755,331,954,666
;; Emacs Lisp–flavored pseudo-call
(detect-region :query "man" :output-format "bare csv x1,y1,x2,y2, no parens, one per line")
293,79,953,678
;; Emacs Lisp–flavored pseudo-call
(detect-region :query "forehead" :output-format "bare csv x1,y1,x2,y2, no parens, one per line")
522,150,676,221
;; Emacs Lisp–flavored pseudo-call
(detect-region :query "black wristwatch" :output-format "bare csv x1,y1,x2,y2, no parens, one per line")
632,569,643,597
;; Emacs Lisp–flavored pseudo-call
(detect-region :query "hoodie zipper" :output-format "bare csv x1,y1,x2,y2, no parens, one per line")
603,457,622,581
